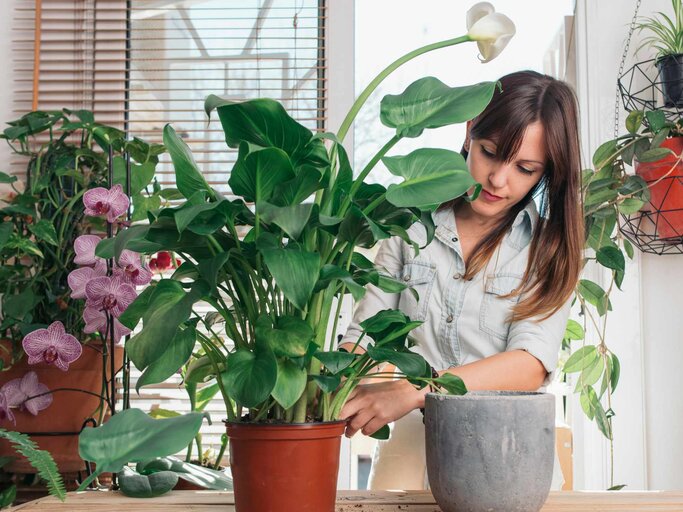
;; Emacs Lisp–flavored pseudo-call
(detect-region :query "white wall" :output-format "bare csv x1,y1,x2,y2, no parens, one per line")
0,0,19,170
574,0,683,491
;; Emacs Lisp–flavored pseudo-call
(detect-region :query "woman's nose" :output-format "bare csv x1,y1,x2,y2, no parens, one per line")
488,164,510,189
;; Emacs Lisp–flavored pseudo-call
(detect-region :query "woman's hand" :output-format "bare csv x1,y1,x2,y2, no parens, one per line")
338,379,427,438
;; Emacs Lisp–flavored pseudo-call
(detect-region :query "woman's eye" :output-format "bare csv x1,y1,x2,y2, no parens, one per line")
480,145,495,158
518,166,535,176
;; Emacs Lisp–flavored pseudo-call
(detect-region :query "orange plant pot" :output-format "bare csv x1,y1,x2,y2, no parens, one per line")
0,342,123,473
226,421,346,512
635,136,683,239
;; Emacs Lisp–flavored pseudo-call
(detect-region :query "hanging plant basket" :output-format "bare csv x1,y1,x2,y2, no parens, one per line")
617,59,683,253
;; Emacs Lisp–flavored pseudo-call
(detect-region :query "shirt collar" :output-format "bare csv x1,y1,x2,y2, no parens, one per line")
433,198,539,251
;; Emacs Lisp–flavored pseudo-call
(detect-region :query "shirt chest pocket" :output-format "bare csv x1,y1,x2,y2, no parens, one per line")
479,273,523,343
399,260,436,322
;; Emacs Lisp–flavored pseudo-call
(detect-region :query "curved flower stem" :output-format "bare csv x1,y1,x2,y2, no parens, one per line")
336,35,472,142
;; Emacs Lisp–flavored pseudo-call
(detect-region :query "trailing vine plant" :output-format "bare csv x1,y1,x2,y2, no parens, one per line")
563,108,681,488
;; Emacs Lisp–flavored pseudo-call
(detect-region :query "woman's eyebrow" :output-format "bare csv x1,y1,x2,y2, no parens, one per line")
518,158,544,165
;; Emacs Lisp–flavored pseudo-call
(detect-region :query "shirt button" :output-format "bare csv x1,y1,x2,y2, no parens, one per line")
446,314,454,323
451,236,459,242
453,273,462,280
403,274,411,281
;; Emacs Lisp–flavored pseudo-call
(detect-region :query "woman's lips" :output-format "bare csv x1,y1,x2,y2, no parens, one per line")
481,189,504,202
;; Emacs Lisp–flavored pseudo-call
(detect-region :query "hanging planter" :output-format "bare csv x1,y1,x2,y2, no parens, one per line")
226,421,346,512
634,136,683,239
657,54,683,107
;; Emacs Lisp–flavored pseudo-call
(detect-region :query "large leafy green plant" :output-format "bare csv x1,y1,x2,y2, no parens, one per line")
0,109,165,366
104,11,514,429
563,109,676,487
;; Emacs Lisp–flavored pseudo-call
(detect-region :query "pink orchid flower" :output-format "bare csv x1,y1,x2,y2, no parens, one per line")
1,372,53,416
0,391,15,425
73,234,107,271
68,265,107,299
85,275,137,318
83,306,132,344
114,250,152,286
83,184,130,223
22,321,83,371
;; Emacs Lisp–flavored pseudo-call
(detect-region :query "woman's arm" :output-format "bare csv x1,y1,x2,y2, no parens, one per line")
339,349,546,437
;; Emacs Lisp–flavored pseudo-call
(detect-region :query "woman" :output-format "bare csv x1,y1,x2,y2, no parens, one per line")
339,70,583,489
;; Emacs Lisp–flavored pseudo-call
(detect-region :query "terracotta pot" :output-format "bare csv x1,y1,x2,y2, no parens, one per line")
635,136,683,239
226,421,346,512
0,342,124,473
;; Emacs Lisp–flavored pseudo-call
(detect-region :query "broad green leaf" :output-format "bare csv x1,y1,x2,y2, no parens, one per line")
311,374,341,393
260,244,320,311
205,95,329,171
223,347,277,408
126,280,207,370
197,252,230,294
136,325,196,392
118,466,178,498
579,386,596,420
564,319,585,340
596,246,625,272
360,309,410,333
271,358,307,409
578,279,610,316
592,140,618,169
112,224,152,262
369,425,390,440
625,110,644,134
163,124,213,200
366,345,427,377
229,146,296,203
131,193,162,222
563,345,598,373
0,223,12,250
380,78,496,138
591,392,612,439
27,220,58,246
623,238,635,259
118,286,155,330
585,187,618,207
587,213,617,252
615,269,625,290
618,198,645,214
314,351,356,374
136,456,232,490
113,157,157,195
2,288,37,320
78,409,205,490
637,147,673,162
315,264,366,302
610,353,621,393
255,315,314,358
646,110,667,131
432,373,467,395
577,357,604,388
257,201,314,240
0,172,17,184
383,148,476,208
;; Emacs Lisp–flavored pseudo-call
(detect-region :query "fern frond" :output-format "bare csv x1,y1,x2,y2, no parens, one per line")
0,429,66,502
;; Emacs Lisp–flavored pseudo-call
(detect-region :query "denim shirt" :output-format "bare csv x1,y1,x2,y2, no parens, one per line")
341,200,570,385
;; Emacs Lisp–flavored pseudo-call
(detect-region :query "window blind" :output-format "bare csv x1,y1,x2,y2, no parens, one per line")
14,0,327,196
13,0,328,457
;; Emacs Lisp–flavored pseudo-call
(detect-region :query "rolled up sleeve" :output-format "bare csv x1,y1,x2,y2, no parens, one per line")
340,236,404,351
505,297,571,386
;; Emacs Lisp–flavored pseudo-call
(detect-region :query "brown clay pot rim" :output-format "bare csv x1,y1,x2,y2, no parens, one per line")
224,419,346,428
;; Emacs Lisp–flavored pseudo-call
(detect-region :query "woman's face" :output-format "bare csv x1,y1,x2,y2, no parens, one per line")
466,121,546,221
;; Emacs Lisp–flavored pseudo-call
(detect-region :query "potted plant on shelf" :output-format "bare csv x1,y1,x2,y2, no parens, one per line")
99,4,515,511
636,0,683,106
0,109,165,474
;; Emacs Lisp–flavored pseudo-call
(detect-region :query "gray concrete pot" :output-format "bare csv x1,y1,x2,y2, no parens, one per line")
425,391,554,512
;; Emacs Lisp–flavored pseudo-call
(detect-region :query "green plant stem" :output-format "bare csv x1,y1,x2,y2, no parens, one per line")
214,435,228,470
336,34,472,142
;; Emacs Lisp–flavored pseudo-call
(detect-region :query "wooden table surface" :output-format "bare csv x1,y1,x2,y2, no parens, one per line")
11,490,683,511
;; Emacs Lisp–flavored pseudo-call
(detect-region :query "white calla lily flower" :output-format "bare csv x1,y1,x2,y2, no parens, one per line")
466,2,516,63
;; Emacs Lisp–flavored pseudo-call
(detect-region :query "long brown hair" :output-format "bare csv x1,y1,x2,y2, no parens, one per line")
452,70,583,321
